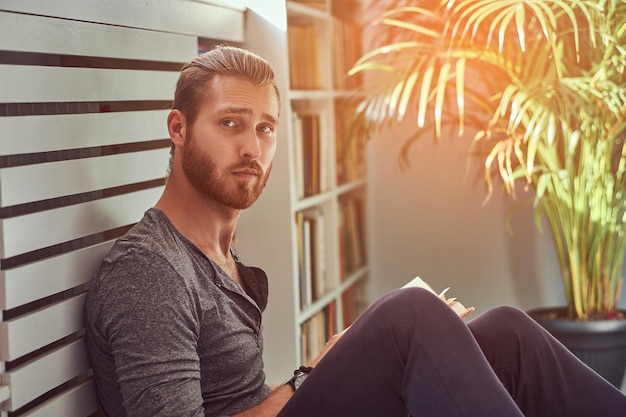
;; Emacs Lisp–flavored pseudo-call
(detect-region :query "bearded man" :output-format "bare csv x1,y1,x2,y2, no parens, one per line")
85,45,626,417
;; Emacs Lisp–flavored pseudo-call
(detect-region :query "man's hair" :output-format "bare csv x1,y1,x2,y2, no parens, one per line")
173,44,280,127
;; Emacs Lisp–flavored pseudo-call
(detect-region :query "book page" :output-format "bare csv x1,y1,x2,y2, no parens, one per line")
403,276,474,318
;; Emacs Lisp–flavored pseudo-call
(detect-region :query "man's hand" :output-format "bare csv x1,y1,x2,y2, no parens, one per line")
232,327,349,417
308,327,349,367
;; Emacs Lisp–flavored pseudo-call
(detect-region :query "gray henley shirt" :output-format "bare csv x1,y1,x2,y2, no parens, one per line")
85,208,272,417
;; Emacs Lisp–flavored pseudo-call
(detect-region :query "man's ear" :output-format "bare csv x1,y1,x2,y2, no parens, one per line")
167,109,187,147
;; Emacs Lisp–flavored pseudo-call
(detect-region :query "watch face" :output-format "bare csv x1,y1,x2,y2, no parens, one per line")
294,372,308,390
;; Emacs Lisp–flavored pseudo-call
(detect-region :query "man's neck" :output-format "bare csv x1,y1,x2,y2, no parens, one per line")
155,180,241,263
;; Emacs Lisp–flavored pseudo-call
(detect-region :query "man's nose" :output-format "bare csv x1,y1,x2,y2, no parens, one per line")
241,129,262,159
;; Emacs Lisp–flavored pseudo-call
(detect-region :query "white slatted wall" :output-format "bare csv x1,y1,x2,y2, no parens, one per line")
0,1,245,416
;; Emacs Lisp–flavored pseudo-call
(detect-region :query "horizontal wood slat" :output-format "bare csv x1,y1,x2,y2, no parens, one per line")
2,339,91,411
0,110,170,155
0,147,169,207
0,241,114,310
0,11,197,63
0,186,163,259
0,1,243,415
0,65,178,103
0,0,245,41
0,385,9,405
20,380,97,417
0,294,85,361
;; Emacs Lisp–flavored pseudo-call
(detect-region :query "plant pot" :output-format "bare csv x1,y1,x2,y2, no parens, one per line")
528,307,626,388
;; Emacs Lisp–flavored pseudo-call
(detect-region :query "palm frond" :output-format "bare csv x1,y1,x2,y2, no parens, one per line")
349,0,626,319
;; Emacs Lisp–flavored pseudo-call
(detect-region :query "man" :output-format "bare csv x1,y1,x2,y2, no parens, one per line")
85,45,626,417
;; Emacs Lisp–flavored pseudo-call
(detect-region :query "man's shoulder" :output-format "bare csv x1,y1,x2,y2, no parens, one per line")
96,208,194,281
118,207,174,247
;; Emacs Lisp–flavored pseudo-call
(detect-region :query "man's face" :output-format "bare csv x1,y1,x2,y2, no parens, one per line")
180,75,279,209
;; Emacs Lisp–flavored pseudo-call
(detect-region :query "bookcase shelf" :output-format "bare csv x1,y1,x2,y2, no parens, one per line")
288,90,332,100
239,0,368,384
336,178,367,195
286,0,369,370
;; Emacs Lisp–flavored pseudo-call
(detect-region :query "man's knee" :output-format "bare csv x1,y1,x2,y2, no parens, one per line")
374,287,446,315
485,305,529,323
355,287,459,333
469,306,542,351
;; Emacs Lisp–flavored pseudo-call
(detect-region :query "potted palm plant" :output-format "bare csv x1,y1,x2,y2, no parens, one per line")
347,0,626,385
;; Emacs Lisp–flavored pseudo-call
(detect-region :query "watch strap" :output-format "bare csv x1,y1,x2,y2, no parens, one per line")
286,366,314,391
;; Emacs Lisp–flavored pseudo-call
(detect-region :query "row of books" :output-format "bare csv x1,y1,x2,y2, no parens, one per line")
295,195,366,309
288,20,321,90
338,197,367,280
335,98,366,185
332,17,363,90
341,278,369,328
296,208,331,309
287,16,363,90
292,108,365,199
292,112,329,199
301,301,337,365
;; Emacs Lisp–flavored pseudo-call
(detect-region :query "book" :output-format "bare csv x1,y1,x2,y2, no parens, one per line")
304,208,327,301
301,302,336,365
402,276,474,318
332,16,363,90
335,98,366,184
301,212,313,307
291,113,305,199
287,22,320,89
337,197,366,279
292,112,322,198
341,279,369,327
296,208,329,309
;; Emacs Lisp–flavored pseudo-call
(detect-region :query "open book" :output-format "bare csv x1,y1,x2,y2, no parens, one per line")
403,276,474,318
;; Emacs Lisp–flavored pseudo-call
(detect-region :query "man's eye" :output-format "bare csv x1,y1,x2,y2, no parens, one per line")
258,125,273,134
222,120,237,127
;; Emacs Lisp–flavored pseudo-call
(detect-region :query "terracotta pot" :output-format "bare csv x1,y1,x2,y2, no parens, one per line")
528,307,626,388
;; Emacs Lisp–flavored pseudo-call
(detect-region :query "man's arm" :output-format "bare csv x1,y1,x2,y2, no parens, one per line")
233,385,293,417
233,330,347,417
87,255,205,417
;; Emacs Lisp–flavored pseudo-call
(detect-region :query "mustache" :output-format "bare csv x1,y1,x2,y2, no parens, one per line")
230,160,264,175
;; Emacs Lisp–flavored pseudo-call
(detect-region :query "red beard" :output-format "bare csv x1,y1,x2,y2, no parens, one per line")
181,134,272,209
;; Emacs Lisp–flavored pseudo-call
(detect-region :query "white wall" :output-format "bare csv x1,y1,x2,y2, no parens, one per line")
365,120,587,315
237,0,301,385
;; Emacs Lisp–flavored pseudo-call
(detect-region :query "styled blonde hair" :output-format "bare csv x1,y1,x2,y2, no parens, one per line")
173,44,280,127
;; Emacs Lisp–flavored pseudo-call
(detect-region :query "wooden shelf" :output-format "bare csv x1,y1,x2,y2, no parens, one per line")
239,0,368,385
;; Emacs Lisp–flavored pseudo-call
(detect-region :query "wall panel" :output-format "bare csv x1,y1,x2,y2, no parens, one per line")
0,1,245,415
0,0,244,41
0,110,170,155
0,65,177,103
0,11,197,63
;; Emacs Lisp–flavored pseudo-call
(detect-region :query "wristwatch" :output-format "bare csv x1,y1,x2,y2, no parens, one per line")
286,366,313,391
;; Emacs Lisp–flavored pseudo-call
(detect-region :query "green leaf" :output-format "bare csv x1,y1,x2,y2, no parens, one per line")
379,17,441,39
398,71,419,120
417,63,435,128
514,3,526,52
434,61,452,137
455,57,466,134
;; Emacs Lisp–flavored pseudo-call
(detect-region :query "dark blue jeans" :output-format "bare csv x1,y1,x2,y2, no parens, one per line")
278,288,626,417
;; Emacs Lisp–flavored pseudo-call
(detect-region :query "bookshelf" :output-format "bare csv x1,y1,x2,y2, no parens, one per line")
239,0,369,384
287,0,369,372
